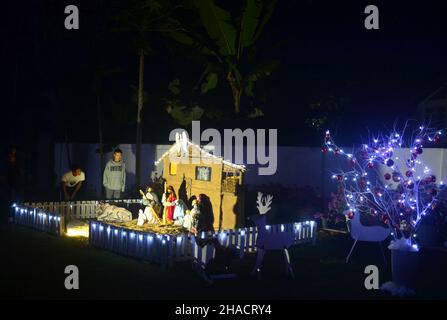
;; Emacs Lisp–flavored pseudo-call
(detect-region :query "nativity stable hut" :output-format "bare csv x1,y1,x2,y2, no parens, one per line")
155,138,246,231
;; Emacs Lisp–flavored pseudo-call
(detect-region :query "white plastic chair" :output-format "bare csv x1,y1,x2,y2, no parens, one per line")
346,211,391,265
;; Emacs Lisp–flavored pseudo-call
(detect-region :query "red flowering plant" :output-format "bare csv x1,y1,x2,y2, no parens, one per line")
314,185,347,229
322,122,445,251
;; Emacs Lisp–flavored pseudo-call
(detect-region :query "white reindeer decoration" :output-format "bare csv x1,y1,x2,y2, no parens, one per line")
257,192,273,214
249,192,296,279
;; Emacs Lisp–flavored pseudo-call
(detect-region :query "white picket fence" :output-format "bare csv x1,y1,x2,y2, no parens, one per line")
89,220,317,268
14,199,140,236
13,200,318,270
193,222,317,264
24,199,141,221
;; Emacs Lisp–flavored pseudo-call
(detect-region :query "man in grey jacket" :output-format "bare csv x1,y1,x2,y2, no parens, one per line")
103,148,126,199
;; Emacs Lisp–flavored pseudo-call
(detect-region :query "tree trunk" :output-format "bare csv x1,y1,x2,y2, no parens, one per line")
65,128,71,168
226,71,241,113
136,48,145,193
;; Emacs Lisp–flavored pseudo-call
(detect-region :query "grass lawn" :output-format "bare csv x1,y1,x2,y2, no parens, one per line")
0,223,445,300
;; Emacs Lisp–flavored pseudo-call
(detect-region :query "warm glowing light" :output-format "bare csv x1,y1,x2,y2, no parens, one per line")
66,227,89,238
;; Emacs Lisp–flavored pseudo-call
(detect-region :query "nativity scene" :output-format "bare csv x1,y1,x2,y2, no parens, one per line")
154,133,246,231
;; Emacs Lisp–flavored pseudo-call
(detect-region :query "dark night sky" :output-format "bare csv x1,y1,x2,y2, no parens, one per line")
2,0,447,148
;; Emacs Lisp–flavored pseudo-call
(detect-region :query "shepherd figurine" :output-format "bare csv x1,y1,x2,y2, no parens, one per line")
137,188,161,226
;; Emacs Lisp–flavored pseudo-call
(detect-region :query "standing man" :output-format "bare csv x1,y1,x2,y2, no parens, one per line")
61,164,85,201
103,148,126,200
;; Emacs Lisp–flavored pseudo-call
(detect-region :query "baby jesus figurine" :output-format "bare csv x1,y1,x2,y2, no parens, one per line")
171,198,199,232
137,188,161,226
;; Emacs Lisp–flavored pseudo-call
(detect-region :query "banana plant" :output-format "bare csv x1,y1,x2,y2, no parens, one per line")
168,0,278,114
164,79,204,126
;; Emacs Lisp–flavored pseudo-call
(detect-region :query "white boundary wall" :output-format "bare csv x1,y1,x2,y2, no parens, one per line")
54,144,447,197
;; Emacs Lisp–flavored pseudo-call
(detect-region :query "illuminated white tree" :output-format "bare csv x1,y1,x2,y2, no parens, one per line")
322,122,444,250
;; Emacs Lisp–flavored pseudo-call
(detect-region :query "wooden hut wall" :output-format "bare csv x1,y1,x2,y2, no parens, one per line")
163,149,224,230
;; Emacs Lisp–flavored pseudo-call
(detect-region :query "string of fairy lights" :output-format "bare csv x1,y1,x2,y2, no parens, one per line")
12,203,61,222
322,124,445,246
154,140,246,171
11,203,62,234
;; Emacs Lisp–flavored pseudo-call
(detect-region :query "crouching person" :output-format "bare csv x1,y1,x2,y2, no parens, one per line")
61,164,85,201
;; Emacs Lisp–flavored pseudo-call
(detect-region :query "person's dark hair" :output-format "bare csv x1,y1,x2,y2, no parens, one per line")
188,195,197,208
113,148,123,154
70,164,82,171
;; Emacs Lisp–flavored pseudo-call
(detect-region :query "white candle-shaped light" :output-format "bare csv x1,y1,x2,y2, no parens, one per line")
310,221,315,237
